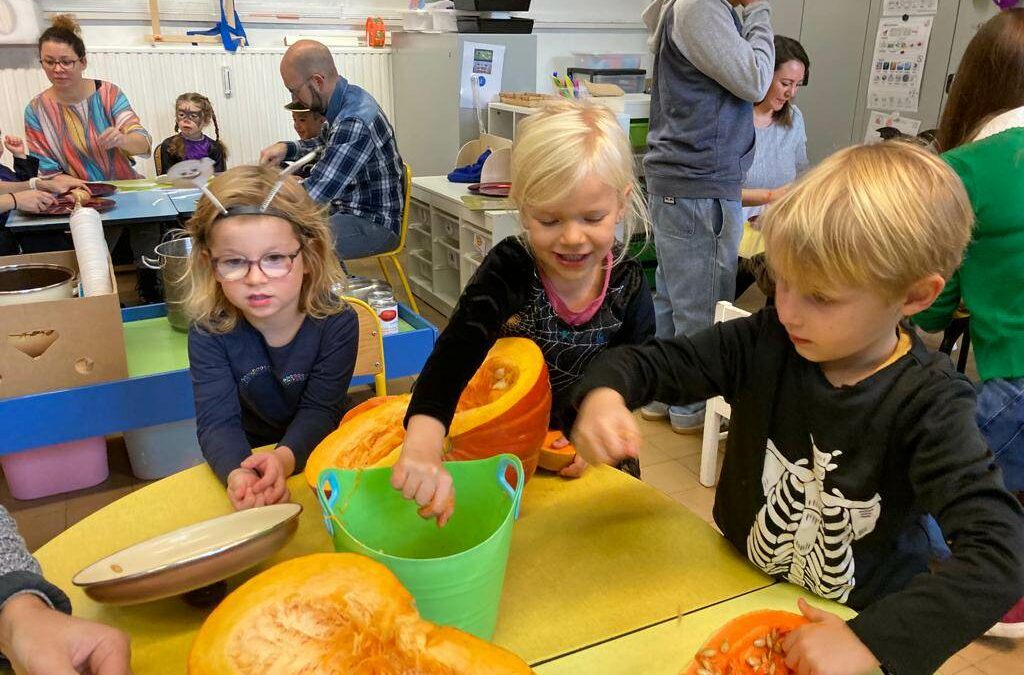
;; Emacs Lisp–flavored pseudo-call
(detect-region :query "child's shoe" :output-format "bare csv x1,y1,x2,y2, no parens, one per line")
986,596,1024,639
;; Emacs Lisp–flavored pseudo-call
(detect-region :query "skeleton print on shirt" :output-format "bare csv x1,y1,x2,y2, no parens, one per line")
747,437,882,602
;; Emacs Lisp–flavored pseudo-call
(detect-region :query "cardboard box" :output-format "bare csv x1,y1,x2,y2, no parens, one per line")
0,250,128,400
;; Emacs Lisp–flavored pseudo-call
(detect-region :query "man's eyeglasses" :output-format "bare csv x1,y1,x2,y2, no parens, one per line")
176,110,204,122
40,58,81,70
286,75,315,98
211,250,302,281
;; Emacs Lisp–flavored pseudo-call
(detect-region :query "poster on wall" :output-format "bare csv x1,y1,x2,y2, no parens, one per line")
459,42,505,110
867,15,933,113
864,110,922,144
882,0,938,16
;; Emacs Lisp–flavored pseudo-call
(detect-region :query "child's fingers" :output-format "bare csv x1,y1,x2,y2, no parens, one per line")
413,477,437,508
425,471,453,515
437,491,456,527
550,435,570,449
251,463,278,493
399,472,425,501
390,461,408,490
558,454,588,479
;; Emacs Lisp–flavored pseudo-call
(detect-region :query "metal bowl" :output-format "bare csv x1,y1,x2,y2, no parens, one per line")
0,264,76,306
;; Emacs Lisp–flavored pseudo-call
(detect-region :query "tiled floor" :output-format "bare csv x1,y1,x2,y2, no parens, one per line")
3,277,1019,672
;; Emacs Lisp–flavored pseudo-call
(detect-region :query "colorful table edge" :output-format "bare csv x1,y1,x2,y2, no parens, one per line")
0,302,437,453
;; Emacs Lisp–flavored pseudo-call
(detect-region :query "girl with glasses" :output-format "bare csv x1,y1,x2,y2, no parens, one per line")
186,165,358,511
155,93,228,175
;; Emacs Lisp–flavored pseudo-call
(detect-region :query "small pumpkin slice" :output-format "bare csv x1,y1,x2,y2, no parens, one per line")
681,610,808,675
304,395,411,485
538,430,576,472
189,553,532,674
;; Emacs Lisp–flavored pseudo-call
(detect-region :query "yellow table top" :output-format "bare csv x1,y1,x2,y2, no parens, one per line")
35,463,772,672
536,584,883,675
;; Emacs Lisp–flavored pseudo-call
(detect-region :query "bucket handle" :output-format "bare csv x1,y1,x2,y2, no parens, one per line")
140,254,163,270
496,455,524,520
142,228,191,269
316,471,343,537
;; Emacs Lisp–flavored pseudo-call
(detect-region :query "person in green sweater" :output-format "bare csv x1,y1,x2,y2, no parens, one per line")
915,8,1024,639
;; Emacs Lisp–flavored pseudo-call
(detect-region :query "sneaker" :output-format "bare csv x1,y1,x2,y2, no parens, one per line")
985,596,1024,639
669,407,706,435
640,401,670,421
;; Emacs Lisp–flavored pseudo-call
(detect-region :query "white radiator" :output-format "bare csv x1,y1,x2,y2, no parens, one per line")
0,46,393,178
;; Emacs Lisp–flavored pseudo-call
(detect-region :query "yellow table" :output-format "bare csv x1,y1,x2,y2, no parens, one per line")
535,583,887,674
36,463,773,673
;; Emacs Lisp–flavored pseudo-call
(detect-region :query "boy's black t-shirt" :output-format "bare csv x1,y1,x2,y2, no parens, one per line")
575,308,1024,675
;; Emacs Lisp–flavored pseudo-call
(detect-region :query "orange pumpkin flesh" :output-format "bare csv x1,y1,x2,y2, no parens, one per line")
189,553,532,675
538,431,576,472
305,338,551,487
681,610,808,675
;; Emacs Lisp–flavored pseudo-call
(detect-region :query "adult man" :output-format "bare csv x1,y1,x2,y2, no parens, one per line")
641,0,775,432
260,40,404,260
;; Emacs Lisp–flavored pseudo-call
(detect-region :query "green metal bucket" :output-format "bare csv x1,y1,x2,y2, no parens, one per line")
315,454,523,640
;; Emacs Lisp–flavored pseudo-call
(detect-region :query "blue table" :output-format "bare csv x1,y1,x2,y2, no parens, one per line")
165,188,200,215
0,303,438,454
5,190,182,231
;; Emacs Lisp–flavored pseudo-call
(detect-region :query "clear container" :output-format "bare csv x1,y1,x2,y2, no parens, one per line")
568,68,647,95
573,52,643,70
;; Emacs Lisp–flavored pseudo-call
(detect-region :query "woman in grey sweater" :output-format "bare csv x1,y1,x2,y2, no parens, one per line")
737,35,811,302
0,506,130,674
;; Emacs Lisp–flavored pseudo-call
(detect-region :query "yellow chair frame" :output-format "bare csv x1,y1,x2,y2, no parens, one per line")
349,163,419,313
343,296,387,397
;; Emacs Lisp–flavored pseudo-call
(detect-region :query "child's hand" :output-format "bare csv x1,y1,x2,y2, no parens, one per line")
571,388,642,467
226,468,260,510
391,415,455,527
239,449,293,507
781,599,880,675
39,174,87,194
550,435,588,478
97,127,126,150
3,136,26,159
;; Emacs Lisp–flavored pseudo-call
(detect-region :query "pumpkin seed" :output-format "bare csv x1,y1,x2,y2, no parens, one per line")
747,657,761,667
696,669,713,675
720,640,730,654
754,638,766,648
701,649,718,659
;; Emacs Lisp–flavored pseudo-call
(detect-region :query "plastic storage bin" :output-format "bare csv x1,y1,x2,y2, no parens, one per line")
573,52,643,70
1,436,109,500
123,418,205,481
568,68,647,94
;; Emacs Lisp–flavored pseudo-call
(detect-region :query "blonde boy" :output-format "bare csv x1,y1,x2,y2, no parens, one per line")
570,142,1024,675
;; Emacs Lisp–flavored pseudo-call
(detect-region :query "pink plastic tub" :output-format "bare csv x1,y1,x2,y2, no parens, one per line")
0,436,109,500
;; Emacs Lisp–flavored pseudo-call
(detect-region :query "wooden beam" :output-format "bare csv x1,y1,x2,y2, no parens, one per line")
147,34,223,44
148,0,160,36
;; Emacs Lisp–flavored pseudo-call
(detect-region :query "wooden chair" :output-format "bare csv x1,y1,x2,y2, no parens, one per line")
699,301,752,487
349,164,419,313
343,296,387,397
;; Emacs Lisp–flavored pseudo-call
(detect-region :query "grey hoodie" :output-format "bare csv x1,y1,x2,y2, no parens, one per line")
643,0,775,200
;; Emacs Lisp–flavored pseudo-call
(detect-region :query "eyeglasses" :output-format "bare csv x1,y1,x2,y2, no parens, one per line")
211,249,301,281
286,75,315,98
40,58,81,70
176,110,204,122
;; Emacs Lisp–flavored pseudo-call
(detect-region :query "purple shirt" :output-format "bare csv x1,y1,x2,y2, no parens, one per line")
183,135,213,162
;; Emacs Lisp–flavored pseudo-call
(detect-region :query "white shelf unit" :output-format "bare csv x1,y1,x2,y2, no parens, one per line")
487,95,651,141
406,175,522,317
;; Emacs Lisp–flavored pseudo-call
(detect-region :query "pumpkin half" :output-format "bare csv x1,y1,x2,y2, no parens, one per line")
680,610,808,675
189,553,532,675
305,338,551,487
537,431,576,472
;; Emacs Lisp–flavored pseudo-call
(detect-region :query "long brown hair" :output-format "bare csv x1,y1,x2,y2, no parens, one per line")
38,14,86,58
767,35,810,128
937,9,1024,151
170,93,228,162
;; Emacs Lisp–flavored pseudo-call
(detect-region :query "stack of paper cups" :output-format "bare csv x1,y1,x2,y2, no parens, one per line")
69,207,113,296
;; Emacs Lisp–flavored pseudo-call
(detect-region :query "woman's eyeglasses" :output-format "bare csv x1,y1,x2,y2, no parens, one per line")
211,250,301,281
40,58,81,70
176,110,205,122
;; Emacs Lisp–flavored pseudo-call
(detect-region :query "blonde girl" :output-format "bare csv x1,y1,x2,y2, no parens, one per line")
155,92,228,174
186,164,357,511
392,100,654,525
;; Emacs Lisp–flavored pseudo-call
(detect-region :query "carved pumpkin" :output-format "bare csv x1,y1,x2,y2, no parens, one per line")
537,431,576,472
189,553,532,674
305,338,551,487
681,610,808,675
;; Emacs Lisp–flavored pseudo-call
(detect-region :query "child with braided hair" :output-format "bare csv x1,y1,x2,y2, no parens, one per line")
155,92,228,174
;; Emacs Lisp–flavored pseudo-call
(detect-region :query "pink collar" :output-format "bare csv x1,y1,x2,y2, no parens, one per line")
539,252,613,326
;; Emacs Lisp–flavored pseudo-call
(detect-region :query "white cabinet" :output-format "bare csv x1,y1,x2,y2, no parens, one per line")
406,175,521,317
